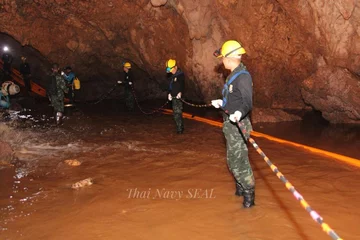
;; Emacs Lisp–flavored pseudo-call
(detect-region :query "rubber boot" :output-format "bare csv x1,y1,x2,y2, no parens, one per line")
235,182,244,196
243,188,255,208
56,112,63,125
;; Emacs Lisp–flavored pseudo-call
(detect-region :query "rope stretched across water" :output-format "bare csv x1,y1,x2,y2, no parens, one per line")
130,86,168,115
179,98,212,108
87,83,168,113
234,120,343,240
93,84,118,104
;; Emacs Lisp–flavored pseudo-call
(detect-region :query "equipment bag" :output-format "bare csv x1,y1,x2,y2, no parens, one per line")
74,77,80,90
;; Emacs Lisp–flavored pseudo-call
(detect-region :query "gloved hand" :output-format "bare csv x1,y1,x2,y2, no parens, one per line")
117,81,122,84
229,111,242,123
128,82,133,85
61,71,65,76
176,92,182,99
168,93,172,101
211,99,223,108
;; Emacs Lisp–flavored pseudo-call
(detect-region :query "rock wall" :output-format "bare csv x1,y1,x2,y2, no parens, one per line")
0,0,359,123
302,67,360,123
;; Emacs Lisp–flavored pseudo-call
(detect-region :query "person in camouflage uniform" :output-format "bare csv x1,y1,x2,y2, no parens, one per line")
211,40,255,208
118,62,135,111
47,63,68,125
166,59,185,134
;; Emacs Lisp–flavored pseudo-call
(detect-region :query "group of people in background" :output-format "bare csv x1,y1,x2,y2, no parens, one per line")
0,46,31,108
1,46,32,95
0,46,78,124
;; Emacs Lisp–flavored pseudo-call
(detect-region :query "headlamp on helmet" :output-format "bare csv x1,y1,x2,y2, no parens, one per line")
213,40,246,58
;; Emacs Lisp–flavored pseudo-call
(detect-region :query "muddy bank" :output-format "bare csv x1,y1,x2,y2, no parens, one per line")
0,140,13,167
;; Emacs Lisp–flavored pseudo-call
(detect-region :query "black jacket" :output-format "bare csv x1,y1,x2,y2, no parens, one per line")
168,69,185,97
123,70,133,90
20,62,31,75
2,53,12,64
2,53,12,72
222,64,253,118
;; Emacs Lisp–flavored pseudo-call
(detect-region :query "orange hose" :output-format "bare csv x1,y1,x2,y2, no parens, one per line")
162,109,360,168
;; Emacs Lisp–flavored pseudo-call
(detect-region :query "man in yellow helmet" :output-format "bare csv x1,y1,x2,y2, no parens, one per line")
166,58,185,134
211,40,255,208
117,62,135,111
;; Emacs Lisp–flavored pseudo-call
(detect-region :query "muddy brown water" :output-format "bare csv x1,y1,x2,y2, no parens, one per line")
1,100,359,240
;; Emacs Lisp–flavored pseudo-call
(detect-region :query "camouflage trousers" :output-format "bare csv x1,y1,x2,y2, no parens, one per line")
125,89,135,111
222,117,255,190
172,98,184,132
50,95,64,113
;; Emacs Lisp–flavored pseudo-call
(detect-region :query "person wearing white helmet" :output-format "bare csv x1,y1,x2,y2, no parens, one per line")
166,58,185,134
211,40,255,208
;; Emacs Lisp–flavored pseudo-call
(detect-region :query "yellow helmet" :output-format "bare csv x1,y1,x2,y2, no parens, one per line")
166,59,176,73
123,62,131,68
213,40,246,58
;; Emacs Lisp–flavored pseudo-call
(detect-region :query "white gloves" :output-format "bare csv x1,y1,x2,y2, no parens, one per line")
117,81,132,85
211,99,223,108
168,93,181,100
229,111,242,122
61,71,65,76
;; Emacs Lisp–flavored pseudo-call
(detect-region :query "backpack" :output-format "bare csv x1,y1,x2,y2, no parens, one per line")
74,77,80,90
